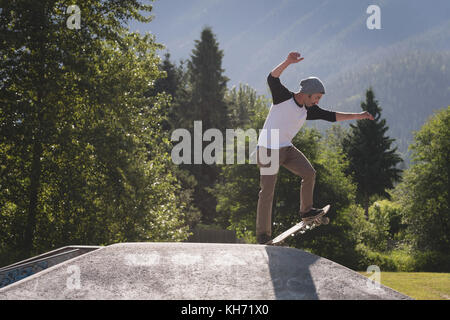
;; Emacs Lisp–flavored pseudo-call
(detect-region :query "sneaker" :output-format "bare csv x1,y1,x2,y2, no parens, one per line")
257,234,272,244
300,207,325,222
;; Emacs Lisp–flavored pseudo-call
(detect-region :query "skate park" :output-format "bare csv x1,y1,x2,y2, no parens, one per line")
0,242,411,300
1,0,448,304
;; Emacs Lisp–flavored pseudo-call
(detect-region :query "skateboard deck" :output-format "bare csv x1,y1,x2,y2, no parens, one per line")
265,205,331,246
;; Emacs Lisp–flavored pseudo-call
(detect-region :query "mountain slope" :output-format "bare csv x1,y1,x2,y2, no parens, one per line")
131,0,450,161
318,49,450,160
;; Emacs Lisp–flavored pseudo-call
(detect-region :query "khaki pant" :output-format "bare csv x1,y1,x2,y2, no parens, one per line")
256,145,316,237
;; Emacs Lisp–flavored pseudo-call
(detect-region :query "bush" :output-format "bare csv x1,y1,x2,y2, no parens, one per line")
354,245,450,272
389,249,416,272
413,251,450,272
356,244,398,271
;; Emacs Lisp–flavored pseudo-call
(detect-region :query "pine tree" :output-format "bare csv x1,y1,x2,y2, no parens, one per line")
188,27,228,130
148,52,183,131
343,88,403,217
182,27,229,224
153,53,181,98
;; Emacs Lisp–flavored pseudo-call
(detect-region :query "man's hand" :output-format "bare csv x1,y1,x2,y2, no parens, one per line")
360,111,375,120
286,52,304,64
270,52,304,78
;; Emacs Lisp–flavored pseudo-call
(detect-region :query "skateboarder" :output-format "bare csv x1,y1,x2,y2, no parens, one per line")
256,52,374,244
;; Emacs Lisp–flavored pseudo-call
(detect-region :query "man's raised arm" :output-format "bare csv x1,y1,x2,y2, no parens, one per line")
270,52,304,78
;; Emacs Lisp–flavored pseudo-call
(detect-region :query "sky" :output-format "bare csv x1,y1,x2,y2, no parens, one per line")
128,0,450,96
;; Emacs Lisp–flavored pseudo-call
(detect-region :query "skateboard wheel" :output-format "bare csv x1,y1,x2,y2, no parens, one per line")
322,217,330,225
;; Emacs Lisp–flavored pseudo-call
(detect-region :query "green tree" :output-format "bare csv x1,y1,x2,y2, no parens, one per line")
215,85,269,236
0,0,190,264
188,27,228,130
226,84,257,128
394,106,450,252
181,27,229,224
149,52,201,229
147,52,184,131
343,88,403,217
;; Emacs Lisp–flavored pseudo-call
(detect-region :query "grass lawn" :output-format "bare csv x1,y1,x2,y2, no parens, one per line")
359,272,450,300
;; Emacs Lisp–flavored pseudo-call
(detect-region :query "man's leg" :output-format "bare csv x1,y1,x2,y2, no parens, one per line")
256,146,281,242
282,146,316,214
256,173,277,239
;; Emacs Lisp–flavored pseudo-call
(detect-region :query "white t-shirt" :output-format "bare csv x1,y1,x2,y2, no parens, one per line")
257,74,336,149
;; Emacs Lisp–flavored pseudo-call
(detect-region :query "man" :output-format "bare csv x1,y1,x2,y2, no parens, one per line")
256,52,374,244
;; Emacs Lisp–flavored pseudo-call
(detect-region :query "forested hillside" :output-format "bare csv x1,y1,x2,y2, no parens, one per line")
318,50,450,162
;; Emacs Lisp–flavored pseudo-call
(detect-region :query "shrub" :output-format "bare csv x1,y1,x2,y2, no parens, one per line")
413,251,450,272
356,244,398,271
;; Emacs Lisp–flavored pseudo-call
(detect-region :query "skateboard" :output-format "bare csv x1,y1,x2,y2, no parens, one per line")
265,205,331,246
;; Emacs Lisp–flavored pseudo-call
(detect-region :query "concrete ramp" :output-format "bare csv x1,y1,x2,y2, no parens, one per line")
0,243,411,300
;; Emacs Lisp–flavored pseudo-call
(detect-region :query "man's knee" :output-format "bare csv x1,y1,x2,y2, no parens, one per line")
259,177,276,198
303,167,316,180
259,183,275,198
